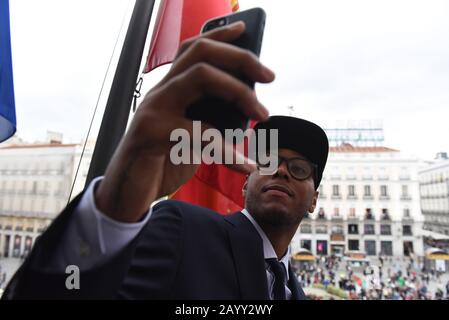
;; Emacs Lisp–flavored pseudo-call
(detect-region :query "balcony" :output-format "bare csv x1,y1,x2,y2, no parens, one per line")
318,193,327,199
331,215,343,221
317,213,327,220
347,215,359,222
381,214,391,221
331,195,342,200
401,195,412,201
379,195,390,201
363,195,374,200
347,195,358,200
365,213,375,220
330,175,342,181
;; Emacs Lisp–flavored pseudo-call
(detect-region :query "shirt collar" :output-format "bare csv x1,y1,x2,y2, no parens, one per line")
241,208,290,280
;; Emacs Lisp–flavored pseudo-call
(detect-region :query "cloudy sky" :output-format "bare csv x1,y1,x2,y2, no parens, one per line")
7,0,449,160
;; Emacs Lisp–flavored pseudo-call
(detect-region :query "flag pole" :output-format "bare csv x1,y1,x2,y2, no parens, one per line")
86,0,156,186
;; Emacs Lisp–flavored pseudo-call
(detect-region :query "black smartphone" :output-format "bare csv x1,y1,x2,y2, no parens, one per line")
185,7,266,136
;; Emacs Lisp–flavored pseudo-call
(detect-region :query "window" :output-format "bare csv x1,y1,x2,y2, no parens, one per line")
301,240,311,251
403,208,411,218
403,241,414,256
348,185,355,196
380,224,391,235
364,224,375,235
380,241,393,256
316,240,328,255
333,207,340,217
349,208,356,217
13,235,22,258
348,240,359,251
332,225,344,235
317,207,326,219
402,185,409,196
300,224,312,234
403,225,412,236
348,224,359,234
23,236,33,257
332,185,340,196
316,225,328,234
32,181,37,194
364,185,371,196
380,185,388,197
365,208,374,220
381,208,390,220
365,240,376,256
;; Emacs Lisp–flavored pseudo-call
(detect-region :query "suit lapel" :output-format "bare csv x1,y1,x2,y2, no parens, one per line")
224,212,269,300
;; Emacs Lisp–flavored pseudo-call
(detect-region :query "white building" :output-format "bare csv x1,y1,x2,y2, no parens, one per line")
419,152,449,236
0,139,91,258
292,143,424,259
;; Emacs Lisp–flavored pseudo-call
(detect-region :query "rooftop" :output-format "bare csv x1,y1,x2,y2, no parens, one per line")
330,143,399,153
0,143,78,149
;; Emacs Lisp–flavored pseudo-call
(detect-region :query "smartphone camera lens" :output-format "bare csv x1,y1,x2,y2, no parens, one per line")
204,18,227,31
218,18,226,26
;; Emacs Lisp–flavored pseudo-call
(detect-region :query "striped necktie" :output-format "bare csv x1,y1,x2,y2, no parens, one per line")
266,258,287,300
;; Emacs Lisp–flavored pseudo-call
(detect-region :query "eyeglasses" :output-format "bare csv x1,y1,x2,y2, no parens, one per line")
256,154,317,182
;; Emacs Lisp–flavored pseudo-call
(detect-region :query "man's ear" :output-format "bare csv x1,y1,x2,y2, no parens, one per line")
242,175,249,197
308,191,319,213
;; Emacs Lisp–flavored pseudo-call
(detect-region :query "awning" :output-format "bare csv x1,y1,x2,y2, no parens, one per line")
292,248,315,261
427,254,449,260
293,254,315,261
420,229,449,240
425,247,449,260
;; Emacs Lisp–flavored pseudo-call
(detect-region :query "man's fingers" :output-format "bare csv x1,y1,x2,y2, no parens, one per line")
167,38,275,86
161,63,269,121
170,119,257,175
176,21,246,58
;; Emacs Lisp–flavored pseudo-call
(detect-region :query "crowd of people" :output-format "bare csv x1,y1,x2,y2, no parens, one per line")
295,255,449,300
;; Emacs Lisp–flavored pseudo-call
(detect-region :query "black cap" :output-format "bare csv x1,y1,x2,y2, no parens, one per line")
251,116,329,189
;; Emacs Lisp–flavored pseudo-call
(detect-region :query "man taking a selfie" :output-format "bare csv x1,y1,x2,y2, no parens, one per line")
3,21,328,300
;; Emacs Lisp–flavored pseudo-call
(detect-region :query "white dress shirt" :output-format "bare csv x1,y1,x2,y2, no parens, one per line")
52,177,292,299
51,177,153,270
241,209,292,300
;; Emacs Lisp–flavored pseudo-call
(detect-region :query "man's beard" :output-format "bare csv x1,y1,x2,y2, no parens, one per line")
245,191,304,227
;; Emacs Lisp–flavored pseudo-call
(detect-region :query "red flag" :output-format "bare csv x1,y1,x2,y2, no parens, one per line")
171,120,257,214
144,0,238,73
147,0,247,214
171,164,245,214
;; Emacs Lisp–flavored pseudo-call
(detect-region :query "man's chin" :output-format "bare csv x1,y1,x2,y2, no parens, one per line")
260,200,290,214
253,201,299,226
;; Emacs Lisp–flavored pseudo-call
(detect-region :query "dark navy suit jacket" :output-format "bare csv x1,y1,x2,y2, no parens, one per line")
3,193,306,300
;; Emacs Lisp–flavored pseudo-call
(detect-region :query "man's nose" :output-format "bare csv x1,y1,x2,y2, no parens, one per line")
273,160,290,180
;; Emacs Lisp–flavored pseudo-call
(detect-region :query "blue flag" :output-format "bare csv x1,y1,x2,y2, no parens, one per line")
0,0,16,142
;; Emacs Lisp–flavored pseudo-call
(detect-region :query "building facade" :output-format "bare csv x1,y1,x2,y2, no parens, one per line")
419,153,449,236
0,141,91,258
292,144,424,259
